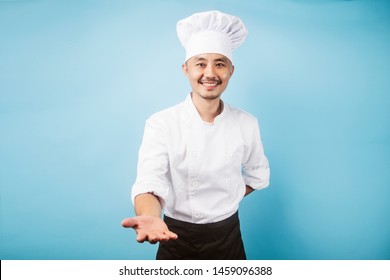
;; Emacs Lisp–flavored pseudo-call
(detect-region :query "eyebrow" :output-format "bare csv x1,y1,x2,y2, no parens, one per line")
192,56,229,63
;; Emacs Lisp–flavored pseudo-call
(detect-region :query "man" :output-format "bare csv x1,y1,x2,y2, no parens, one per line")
122,10,270,260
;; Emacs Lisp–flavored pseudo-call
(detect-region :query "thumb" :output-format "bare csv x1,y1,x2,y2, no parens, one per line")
121,217,138,228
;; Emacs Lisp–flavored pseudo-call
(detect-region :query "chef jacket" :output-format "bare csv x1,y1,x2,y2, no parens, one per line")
132,94,270,224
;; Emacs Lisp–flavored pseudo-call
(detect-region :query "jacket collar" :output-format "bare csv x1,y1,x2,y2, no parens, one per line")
184,93,227,125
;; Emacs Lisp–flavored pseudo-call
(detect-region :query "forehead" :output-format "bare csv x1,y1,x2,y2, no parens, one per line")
189,53,231,63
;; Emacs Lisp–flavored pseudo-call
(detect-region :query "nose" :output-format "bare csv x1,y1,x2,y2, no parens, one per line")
204,64,216,78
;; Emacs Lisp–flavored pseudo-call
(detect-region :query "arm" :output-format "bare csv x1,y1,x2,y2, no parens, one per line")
122,116,177,244
134,193,162,217
121,193,178,244
242,118,270,191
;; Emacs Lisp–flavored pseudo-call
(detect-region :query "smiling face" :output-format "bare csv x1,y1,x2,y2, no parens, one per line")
182,53,234,101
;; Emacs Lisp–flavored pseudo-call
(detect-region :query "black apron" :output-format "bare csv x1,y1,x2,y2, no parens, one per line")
156,211,246,260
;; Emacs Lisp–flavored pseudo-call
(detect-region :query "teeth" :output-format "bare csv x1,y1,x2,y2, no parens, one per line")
203,83,218,87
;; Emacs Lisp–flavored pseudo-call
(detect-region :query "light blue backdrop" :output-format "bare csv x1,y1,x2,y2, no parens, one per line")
1,0,389,260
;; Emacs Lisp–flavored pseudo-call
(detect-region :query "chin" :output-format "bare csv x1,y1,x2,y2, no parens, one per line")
197,90,222,99
201,93,221,100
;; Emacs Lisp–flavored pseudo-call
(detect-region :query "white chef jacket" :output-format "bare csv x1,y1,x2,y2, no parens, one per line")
132,94,270,224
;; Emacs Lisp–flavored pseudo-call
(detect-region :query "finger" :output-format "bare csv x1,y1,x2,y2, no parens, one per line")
158,233,170,242
136,232,148,243
158,232,178,243
157,231,178,243
148,232,171,244
121,217,138,228
148,234,160,244
167,231,178,240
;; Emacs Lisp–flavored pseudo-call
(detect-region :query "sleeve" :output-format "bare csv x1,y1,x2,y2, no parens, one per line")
131,116,170,207
241,118,270,190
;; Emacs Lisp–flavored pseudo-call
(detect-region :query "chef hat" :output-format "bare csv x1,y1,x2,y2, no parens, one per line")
176,10,248,63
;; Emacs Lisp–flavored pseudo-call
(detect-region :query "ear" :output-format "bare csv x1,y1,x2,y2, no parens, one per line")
230,65,235,77
182,63,189,77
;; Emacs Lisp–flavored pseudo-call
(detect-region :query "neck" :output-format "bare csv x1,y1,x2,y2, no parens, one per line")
191,92,222,123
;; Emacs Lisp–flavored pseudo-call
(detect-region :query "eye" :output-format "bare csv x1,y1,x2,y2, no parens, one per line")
196,63,206,67
216,63,226,68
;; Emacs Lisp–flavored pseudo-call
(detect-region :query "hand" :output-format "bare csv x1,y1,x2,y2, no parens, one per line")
121,216,178,244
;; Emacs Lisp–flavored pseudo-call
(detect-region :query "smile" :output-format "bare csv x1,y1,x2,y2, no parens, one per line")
199,80,221,87
203,82,218,87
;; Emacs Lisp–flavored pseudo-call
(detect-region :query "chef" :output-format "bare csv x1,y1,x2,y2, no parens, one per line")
122,10,270,260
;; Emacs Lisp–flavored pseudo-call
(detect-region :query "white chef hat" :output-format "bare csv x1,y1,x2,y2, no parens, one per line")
176,10,248,63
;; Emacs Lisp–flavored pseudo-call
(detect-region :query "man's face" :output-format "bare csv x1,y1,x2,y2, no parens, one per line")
182,53,234,101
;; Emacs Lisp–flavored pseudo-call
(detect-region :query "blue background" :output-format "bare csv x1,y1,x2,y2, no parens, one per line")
0,0,389,260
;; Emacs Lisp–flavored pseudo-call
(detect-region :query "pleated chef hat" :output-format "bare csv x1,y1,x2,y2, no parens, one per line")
176,10,248,63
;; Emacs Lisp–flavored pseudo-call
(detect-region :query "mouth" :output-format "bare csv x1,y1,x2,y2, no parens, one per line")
199,79,222,88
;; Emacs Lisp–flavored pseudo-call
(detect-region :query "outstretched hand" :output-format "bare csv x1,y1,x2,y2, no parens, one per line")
121,216,178,244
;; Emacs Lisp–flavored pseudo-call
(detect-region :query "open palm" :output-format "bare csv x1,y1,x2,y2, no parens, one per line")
122,216,178,244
